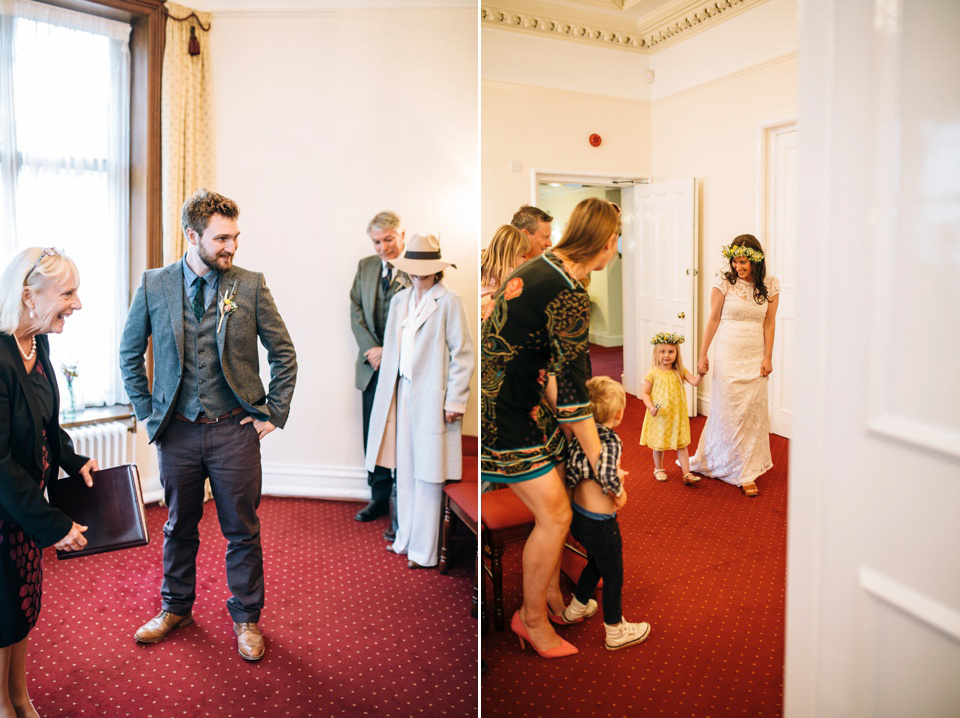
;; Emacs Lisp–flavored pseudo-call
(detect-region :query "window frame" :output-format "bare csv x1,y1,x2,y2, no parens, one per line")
40,0,164,397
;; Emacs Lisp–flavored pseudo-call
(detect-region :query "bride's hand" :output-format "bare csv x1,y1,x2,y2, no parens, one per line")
760,358,773,377
698,357,709,375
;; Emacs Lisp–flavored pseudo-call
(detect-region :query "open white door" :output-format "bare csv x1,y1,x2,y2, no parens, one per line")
621,179,698,416
787,1,960,716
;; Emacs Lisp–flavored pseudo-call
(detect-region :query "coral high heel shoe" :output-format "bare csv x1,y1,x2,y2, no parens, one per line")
510,612,578,658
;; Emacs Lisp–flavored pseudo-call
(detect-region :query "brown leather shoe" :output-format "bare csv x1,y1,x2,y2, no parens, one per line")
134,610,194,644
234,622,265,661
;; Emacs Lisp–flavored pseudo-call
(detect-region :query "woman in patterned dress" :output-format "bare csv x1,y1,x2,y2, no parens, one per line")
691,235,780,497
0,248,97,717
481,198,621,657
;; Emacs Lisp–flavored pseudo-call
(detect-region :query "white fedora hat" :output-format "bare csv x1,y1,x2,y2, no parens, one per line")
390,234,456,275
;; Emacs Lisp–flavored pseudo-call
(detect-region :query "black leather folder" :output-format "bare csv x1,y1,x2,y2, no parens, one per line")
47,464,149,560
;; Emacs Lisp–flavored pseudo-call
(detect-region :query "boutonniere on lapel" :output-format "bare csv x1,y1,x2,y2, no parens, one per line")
217,280,239,334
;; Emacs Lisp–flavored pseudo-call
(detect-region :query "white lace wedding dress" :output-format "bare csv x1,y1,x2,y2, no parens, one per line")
690,272,780,486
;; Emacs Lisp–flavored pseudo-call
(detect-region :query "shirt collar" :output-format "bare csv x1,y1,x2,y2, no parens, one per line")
182,255,217,287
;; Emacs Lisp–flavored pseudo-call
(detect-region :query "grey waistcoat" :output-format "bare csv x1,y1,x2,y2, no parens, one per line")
174,289,240,420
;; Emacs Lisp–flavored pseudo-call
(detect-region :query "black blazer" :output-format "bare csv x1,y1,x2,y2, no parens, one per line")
0,333,87,547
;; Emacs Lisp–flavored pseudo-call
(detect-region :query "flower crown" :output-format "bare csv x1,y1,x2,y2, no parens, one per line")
722,244,764,263
651,332,684,346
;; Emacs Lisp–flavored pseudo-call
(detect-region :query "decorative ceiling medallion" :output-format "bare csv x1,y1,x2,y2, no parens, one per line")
481,0,769,53
481,5,648,49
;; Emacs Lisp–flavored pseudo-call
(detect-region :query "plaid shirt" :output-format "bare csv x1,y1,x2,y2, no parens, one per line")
565,424,623,496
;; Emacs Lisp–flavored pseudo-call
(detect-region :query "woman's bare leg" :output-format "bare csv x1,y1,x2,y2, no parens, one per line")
2,637,37,718
507,467,573,651
8,637,37,718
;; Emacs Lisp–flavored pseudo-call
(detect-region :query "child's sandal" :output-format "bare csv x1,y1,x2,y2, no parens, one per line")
653,469,668,482
682,472,700,485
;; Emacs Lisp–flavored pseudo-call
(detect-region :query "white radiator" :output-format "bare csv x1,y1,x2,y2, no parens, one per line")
63,421,133,474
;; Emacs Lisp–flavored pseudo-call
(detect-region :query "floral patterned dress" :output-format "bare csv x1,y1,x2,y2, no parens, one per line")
481,251,593,482
639,368,691,451
689,272,780,486
0,361,54,647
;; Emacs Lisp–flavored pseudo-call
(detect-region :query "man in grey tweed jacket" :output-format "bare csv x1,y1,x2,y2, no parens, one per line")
119,189,296,662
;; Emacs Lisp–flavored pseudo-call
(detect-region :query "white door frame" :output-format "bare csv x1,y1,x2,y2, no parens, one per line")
756,115,798,439
530,169,649,203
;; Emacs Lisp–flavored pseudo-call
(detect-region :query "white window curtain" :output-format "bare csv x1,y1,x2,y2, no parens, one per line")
0,0,130,408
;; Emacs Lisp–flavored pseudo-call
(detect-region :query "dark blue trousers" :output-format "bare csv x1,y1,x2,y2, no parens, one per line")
570,510,624,625
157,413,264,622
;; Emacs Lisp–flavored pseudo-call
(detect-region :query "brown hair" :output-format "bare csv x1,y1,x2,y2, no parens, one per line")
181,189,240,237
554,197,619,263
586,375,627,425
723,234,769,304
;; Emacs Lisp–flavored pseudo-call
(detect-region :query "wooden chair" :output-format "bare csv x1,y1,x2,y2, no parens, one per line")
439,436,479,617
481,487,535,631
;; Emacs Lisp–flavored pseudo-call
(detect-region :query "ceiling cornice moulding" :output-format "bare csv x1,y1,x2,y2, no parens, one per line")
481,0,770,53
481,4,647,51
636,0,768,49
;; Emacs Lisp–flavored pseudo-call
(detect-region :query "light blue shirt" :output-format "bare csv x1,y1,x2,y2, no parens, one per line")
181,255,219,312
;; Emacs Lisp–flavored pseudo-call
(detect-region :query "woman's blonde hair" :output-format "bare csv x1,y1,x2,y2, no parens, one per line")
480,224,530,291
650,342,687,380
586,375,627,425
0,247,79,334
554,197,619,264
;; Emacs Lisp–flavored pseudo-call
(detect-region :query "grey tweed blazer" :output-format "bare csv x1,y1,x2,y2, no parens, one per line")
119,262,297,442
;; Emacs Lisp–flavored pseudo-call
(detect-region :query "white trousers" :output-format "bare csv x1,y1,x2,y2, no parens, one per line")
391,377,444,567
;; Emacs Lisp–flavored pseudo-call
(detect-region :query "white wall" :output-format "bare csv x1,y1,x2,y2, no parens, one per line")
649,0,798,100
133,6,477,501
481,78,651,245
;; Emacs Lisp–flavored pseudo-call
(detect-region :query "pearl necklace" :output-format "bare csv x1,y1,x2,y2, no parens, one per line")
14,334,36,361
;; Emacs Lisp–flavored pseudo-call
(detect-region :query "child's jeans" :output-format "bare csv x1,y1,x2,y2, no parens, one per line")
570,505,624,625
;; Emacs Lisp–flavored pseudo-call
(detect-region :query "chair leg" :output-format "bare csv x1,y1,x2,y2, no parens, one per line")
491,539,505,631
439,499,452,574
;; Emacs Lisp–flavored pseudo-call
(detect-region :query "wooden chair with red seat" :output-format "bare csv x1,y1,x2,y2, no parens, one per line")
439,435,479,617
480,486,535,631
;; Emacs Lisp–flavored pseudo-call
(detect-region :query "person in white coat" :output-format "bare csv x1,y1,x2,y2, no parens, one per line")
365,234,475,568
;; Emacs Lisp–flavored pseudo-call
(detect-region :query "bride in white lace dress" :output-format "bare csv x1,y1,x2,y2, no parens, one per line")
690,235,780,496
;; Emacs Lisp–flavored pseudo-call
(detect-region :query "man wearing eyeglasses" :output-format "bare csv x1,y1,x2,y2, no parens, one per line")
119,189,297,662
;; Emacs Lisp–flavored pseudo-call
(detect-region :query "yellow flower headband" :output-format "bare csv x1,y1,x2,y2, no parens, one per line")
651,332,684,345
722,244,764,263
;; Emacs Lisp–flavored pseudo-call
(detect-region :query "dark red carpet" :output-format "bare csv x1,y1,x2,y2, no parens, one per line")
588,343,623,380
481,387,788,716
29,497,477,717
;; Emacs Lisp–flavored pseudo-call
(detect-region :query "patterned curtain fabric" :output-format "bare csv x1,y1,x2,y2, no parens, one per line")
161,3,213,265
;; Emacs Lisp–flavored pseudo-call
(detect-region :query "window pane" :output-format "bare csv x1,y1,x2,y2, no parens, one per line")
1,5,130,409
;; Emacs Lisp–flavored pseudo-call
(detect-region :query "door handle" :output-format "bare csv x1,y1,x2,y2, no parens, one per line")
677,311,685,319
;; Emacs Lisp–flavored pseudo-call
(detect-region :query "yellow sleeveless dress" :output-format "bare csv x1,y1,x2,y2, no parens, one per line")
639,368,690,451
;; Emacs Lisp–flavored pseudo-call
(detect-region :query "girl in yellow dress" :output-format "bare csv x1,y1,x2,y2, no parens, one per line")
639,333,703,484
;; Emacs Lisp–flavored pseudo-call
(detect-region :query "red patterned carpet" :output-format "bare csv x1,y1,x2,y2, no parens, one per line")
481,390,788,717
29,497,477,717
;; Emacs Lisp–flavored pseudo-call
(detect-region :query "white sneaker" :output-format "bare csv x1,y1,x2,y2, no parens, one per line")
604,619,651,650
560,597,598,624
